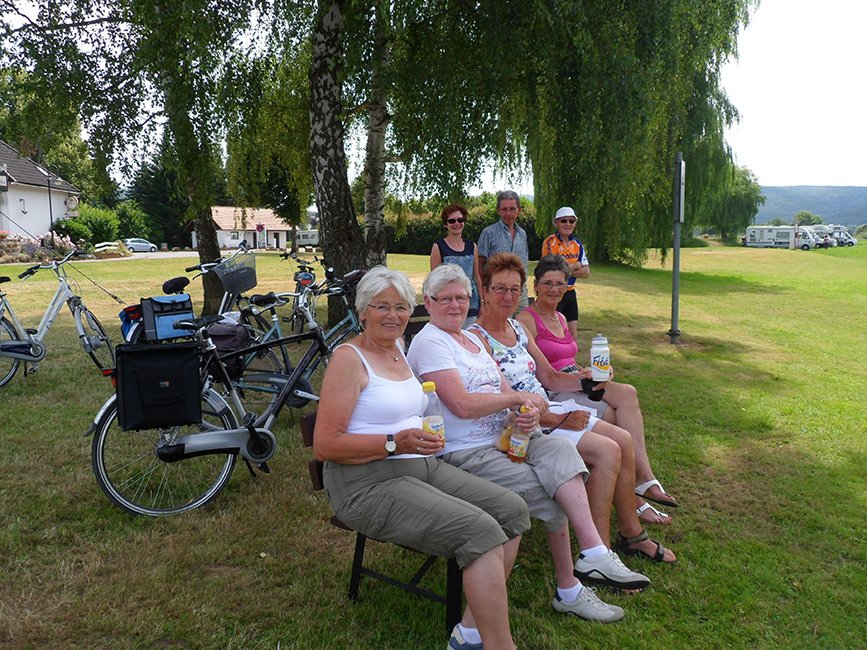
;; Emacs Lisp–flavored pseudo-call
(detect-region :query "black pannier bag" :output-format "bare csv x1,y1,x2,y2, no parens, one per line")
116,342,202,430
206,321,253,381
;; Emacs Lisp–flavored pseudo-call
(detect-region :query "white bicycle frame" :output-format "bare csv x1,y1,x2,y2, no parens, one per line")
0,254,96,364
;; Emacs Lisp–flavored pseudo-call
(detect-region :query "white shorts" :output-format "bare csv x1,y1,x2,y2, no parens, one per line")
545,401,599,446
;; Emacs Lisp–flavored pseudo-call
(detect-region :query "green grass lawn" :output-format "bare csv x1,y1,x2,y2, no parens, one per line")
0,245,864,649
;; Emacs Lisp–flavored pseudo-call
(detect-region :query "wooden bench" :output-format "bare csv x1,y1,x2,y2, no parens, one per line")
299,413,462,635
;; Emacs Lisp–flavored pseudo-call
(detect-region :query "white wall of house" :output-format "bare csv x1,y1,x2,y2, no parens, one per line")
192,229,289,249
0,183,77,237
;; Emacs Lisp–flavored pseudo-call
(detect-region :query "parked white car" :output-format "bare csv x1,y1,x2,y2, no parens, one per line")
123,238,157,252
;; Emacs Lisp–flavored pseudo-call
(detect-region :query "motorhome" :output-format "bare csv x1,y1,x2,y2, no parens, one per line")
810,224,832,237
743,226,816,250
799,226,826,247
294,230,320,247
832,231,857,246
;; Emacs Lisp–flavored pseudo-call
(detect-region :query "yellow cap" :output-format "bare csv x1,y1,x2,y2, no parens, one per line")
422,381,436,392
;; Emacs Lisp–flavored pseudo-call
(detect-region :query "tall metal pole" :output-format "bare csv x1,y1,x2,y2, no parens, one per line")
47,170,55,249
668,152,685,344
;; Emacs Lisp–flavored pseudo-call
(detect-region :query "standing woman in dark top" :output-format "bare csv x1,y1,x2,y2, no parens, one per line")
430,203,483,325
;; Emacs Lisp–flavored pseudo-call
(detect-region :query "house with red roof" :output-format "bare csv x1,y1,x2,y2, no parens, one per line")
192,205,319,250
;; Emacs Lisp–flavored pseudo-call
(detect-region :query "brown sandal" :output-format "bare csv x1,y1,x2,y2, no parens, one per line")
614,529,672,563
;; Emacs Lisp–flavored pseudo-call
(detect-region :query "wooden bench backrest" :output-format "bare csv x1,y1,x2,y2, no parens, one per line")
404,303,430,344
299,412,324,491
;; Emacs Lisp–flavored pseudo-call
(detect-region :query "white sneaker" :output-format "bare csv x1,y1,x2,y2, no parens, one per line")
552,587,625,623
574,549,650,590
447,625,483,649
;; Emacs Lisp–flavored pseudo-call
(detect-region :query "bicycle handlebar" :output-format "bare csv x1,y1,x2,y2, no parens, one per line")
186,248,250,275
18,264,41,279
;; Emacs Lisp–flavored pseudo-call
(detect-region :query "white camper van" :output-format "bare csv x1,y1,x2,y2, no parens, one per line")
294,230,320,247
827,225,857,246
833,231,857,246
743,226,816,250
799,226,826,248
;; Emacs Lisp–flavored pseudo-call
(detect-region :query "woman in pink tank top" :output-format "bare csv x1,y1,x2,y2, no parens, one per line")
517,255,680,525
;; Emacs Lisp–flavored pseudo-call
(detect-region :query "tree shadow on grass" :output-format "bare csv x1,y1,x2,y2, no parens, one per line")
576,320,867,647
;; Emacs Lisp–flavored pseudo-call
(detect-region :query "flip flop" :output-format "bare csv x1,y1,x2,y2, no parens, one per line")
635,479,679,508
636,502,671,525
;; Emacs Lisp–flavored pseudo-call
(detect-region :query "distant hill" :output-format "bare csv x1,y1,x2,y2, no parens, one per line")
755,186,867,227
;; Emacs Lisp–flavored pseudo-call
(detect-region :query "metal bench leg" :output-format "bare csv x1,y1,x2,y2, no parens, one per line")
445,558,462,634
348,533,367,601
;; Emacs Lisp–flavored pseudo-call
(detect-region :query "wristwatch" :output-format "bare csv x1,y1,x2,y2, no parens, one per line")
385,434,397,456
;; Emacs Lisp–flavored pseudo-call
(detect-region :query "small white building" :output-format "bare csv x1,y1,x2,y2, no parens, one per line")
193,206,318,250
0,140,81,237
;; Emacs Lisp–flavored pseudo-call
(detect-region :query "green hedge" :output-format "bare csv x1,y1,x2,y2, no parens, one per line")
386,204,544,260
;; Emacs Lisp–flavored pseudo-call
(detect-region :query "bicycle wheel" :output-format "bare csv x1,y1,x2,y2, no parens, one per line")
79,308,115,371
91,390,238,516
0,317,21,388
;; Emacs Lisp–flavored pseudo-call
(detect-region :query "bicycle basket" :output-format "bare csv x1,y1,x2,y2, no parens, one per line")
115,342,202,430
213,252,257,295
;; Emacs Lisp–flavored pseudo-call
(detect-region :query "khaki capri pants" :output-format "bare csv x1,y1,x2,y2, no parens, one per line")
442,435,588,533
324,456,530,569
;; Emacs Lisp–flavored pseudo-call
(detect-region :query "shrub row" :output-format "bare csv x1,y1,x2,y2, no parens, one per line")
385,205,545,260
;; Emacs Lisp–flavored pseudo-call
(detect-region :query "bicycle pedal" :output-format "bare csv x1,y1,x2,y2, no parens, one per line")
25,327,38,335
256,462,271,474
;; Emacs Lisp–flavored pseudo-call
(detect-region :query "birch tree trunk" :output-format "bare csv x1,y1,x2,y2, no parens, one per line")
363,0,391,268
309,0,367,323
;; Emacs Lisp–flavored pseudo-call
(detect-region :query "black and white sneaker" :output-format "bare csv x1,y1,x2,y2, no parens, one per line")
574,550,650,590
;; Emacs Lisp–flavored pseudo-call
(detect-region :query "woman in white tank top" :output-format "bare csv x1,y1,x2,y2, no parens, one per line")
313,266,529,649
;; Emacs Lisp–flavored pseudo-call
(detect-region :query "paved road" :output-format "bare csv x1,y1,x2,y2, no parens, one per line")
115,250,201,260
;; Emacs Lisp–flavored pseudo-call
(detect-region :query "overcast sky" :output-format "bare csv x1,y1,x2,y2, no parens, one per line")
721,0,867,187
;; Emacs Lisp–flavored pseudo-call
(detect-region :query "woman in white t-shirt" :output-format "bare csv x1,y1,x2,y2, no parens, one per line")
314,266,529,649
408,264,650,624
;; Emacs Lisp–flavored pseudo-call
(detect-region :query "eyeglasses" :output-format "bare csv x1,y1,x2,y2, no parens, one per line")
538,281,567,290
488,285,521,296
556,218,576,225
430,295,470,305
446,218,466,225
367,303,412,315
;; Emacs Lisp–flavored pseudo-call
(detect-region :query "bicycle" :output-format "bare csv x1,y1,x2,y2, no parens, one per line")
123,260,364,383
88,314,332,516
279,251,337,335
0,249,114,387
241,266,366,385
